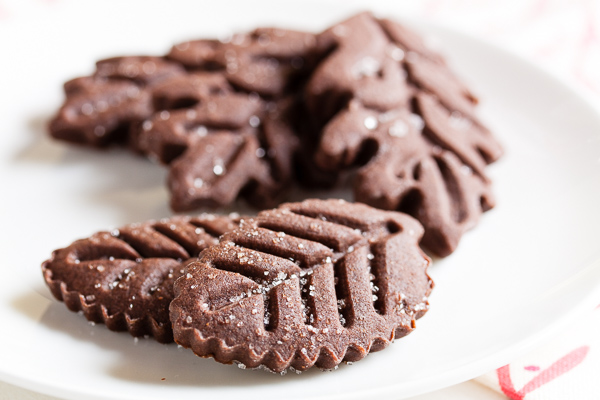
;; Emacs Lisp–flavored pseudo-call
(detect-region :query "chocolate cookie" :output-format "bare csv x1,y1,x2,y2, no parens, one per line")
170,199,432,372
166,96,301,211
42,214,240,343
306,13,503,256
130,72,258,163
47,14,502,255
320,101,496,256
49,56,185,147
129,69,301,210
167,28,318,97
49,28,318,211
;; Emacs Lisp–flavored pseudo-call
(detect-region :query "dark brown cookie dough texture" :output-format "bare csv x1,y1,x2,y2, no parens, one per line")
42,214,240,343
48,29,318,211
170,199,433,372
306,13,503,256
49,56,185,147
47,12,503,256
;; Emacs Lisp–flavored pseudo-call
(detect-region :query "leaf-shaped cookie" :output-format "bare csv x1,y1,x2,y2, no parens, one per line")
42,214,240,343
306,12,503,256
170,199,432,372
49,56,184,147
317,101,496,256
130,72,260,163
166,97,300,211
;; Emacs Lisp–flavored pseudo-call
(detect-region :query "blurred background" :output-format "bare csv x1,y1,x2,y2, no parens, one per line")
2,0,598,107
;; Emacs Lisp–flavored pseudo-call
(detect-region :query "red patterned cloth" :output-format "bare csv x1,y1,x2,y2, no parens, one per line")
474,307,600,398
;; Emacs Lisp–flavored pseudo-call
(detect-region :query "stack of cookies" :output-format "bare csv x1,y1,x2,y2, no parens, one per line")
43,12,502,373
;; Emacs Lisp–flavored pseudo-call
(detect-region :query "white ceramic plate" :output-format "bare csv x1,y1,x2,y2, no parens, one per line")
1,1,600,399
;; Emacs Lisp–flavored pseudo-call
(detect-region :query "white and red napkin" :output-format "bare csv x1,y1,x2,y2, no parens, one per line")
474,306,600,399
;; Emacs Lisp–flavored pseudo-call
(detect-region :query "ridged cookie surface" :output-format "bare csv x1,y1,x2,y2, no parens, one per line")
42,214,239,343
171,199,432,371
